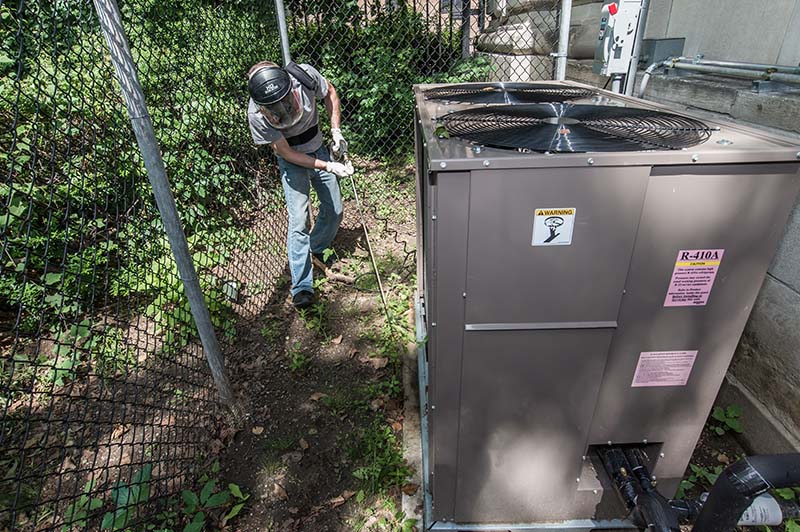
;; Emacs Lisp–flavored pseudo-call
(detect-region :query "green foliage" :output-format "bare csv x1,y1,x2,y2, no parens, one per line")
62,481,104,531
291,4,491,156
675,464,724,499
711,404,744,435
101,464,153,530
348,420,411,494
287,341,310,373
179,465,249,532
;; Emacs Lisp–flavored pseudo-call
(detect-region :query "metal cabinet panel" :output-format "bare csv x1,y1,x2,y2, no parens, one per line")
588,164,800,495
453,329,613,523
464,167,650,326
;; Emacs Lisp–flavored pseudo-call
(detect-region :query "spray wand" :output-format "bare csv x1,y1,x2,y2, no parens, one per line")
329,139,390,318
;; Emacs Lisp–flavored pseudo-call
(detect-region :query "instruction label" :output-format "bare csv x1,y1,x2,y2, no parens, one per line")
532,208,576,246
663,249,725,307
632,350,698,387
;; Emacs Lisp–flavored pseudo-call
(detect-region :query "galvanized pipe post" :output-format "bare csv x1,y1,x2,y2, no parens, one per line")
461,0,472,59
92,0,234,407
554,0,573,80
623,0,650,95
274,0,292,66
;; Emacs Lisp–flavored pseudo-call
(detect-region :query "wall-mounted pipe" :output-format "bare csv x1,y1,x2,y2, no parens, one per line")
689,59,800,75
669,61,800,84
638,56,800,97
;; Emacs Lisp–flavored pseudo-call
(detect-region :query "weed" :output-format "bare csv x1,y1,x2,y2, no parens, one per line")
676,464,724,499
259,322,281,343
299,300,328,339
710,404,743,435
348,420,411,494
287,341,310,373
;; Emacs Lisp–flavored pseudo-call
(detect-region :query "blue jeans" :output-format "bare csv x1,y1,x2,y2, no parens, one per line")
278,146,343,296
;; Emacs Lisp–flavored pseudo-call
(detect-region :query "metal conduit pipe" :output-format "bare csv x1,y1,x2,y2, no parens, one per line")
670,61,800,84
638,57,800,97
689,59,800,75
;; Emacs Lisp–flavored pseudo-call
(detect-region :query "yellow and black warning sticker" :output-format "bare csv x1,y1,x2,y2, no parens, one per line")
532,207,576,246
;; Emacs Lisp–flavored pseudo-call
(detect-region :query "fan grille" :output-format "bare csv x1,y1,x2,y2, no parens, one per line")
437,103,715,153
424,83,596,104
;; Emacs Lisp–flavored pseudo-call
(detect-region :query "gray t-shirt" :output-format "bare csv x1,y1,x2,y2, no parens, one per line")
247,63,329,154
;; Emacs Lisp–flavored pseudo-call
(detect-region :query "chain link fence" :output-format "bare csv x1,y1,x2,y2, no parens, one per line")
1,0,560,529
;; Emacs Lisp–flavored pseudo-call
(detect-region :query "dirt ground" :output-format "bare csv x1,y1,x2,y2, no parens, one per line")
216,166,419,532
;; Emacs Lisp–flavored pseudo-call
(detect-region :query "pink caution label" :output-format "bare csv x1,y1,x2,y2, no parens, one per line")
664,249,725,307
632,350,698,387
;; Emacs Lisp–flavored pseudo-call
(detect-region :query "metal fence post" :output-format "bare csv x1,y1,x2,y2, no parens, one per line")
555,0,573,80
92,0,235,407
274,0,292,65
461,0,472,59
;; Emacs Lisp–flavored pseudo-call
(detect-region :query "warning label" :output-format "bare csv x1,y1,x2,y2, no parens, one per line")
663,249,725,307
532,207,576,246
632,350,698,387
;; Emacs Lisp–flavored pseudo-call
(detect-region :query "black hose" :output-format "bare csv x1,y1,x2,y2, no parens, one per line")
692,454,800,532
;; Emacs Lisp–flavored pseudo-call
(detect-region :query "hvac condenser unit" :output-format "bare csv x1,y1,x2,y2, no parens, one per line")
413,82,800,530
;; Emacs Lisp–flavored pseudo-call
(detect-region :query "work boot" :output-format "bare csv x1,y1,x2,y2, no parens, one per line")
292,290,315,310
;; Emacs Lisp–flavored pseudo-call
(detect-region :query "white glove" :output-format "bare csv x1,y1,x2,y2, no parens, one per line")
326,160,354,177
331,128,346,153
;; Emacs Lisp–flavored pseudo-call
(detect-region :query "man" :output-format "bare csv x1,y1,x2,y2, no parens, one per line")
246,60,353,309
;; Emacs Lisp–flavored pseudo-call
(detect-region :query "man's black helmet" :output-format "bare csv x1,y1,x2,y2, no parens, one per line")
248,66,292,106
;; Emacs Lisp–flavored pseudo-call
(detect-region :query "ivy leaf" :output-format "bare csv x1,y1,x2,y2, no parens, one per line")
181,490,199,513
222,503,245,524
204,489,230,508
786,519,800,532
711,407,726,422
199,479,216,504
725,418,743,433
44,272,63,285
776,488,796,500
228,483,244,500
726,404,742,418
182,511,205,532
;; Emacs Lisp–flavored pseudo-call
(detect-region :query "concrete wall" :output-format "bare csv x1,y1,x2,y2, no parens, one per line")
644,0,800,65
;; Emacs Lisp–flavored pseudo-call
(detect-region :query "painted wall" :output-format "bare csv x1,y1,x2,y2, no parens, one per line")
644,0,800,65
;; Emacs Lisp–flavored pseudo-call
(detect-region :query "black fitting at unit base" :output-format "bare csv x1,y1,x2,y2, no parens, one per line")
600,447,679,532
692,454,800,532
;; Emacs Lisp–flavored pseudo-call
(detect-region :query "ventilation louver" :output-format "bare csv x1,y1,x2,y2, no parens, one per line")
423,83,596,104
437,103,715,152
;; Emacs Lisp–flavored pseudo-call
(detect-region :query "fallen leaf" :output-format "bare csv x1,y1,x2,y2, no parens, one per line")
210,438,224,454
401,483,419,496
273,482,289,500
370,398,384,411
310,392,329,401
342,490,356,500
347,348,359,358
717,453,730,464
391,421,403,432
299,438,309,450
331,335,343,345
364,515,379,528
281,451,303,464
252,426,264,435
328,496,346,508
288,507,299,514
371,357,389,369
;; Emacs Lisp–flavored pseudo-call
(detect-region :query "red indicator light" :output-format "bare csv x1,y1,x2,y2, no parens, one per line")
608,2,618,15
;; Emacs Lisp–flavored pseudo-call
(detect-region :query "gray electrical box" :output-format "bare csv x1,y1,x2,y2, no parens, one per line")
413,81,800,530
